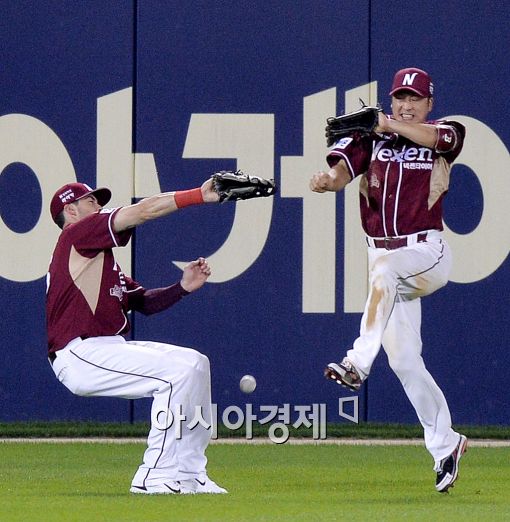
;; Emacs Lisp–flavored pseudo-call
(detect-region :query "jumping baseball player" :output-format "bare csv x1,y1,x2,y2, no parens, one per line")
310,67,468,493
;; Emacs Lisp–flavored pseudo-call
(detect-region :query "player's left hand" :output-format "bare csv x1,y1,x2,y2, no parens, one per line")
180,257,211,292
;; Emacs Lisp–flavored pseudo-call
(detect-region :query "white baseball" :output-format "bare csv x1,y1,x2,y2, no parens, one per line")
239,374,257,394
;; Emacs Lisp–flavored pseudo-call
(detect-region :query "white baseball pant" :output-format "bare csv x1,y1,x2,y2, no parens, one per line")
346,231,460,463
50,335,212,488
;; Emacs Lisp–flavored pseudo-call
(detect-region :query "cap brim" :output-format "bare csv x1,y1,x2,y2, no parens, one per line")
78,187,112,207
389,86,429,97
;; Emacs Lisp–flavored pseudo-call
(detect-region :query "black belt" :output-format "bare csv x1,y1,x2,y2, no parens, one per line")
369,233,428,250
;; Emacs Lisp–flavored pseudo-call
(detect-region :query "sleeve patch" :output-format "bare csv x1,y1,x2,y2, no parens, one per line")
335,137,353,149
435,125,458,153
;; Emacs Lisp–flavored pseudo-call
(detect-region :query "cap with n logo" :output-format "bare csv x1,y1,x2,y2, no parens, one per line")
389,67,434,98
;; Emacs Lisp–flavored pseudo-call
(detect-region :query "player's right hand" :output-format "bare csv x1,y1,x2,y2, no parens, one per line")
309,171,332,193
180,257,211,292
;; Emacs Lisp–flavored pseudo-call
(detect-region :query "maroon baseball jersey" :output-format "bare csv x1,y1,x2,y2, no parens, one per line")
327,119,465,237
46,208,138,352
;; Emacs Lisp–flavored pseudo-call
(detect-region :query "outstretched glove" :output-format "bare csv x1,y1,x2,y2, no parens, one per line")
211,170,277,202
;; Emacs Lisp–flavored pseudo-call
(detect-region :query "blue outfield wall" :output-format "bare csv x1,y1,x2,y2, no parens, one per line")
0,1,509,428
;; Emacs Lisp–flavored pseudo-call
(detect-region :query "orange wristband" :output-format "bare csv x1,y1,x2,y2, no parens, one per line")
174,188,204,208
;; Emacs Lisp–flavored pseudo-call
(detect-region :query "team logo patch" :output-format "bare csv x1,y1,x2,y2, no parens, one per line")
59,189,75,203
336,137,353,149
109,284,124,300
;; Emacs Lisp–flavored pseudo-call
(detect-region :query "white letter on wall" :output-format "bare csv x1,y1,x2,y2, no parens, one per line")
97,87,161,276
343,82,378,313
0,115,75,281
281,89,337,313
442,115,510,282
177,114,274,282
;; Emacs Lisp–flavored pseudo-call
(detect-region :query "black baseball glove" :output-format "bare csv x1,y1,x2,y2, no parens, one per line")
325,101,382,147
211,170,276,202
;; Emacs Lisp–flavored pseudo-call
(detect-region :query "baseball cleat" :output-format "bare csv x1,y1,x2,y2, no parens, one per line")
324,358,364,391
179,475,228,495
435,434,468,493
130,481,181,494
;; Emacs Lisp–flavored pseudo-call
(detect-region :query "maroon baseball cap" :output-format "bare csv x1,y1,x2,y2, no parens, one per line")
389,67,434,98
50,182,111,222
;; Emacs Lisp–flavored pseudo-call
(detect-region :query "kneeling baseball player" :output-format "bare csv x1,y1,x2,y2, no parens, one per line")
46,171,275,494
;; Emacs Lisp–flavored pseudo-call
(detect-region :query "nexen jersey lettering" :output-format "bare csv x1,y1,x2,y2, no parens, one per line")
46,208,143,352
327,119,465,237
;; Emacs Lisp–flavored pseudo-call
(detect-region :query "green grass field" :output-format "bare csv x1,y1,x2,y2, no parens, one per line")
0,442,509,521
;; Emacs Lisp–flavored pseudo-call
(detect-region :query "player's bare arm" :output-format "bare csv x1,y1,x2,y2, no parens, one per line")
378,113,438,148
113,178,219,232
310,160,351,193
